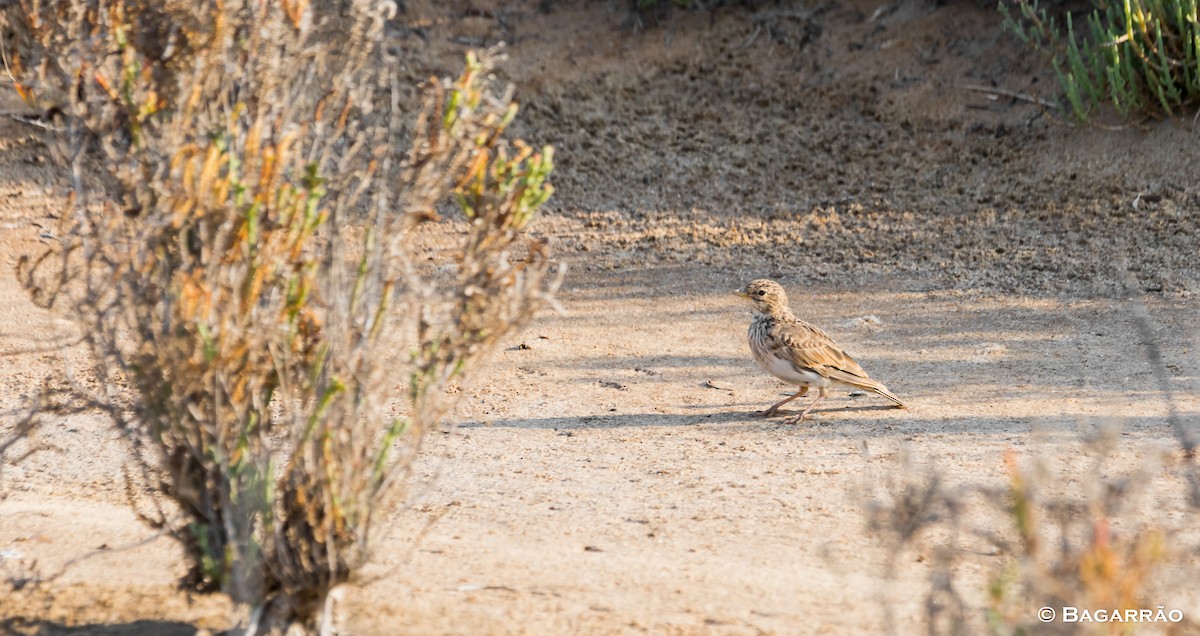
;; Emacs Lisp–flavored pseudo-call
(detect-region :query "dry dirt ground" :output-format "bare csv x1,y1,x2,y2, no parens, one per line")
3,1,1200,634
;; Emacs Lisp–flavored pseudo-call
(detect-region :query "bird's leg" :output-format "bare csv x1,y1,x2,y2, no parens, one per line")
762,387,809,417
789,387,829,424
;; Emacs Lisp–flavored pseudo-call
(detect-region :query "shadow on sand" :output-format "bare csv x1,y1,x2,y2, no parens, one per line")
0,618,205,636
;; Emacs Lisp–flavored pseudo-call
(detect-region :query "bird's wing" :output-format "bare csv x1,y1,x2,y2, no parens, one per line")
772,319,872,382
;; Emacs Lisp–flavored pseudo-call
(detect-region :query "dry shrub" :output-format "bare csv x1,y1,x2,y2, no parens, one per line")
985,448,1175,636
2,0,558,631
869,439,1197,636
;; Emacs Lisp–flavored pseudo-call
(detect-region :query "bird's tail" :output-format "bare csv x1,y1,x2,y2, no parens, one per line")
871,385,907,409
850,375,907,409
825,369,907,409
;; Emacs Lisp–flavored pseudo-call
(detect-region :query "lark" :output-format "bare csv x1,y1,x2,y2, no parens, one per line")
734,279,906,422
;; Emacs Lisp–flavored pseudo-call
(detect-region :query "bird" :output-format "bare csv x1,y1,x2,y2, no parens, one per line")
733,279,905,422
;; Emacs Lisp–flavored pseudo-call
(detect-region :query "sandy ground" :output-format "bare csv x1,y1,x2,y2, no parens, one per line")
3,1,1200,634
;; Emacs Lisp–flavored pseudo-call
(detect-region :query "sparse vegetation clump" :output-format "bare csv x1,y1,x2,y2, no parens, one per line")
1001,0,1200,121
2,0,557,632
985,449,1172,635
868,441,1197,636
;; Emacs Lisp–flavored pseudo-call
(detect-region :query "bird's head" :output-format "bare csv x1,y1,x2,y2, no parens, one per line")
733,279,790,316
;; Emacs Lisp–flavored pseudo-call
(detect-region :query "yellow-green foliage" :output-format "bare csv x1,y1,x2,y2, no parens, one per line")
1001,0,1200,120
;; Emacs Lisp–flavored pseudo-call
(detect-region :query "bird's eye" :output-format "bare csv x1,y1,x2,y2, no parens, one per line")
756,290,766,296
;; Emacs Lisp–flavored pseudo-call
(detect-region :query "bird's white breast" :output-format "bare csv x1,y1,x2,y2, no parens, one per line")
758,352,829,387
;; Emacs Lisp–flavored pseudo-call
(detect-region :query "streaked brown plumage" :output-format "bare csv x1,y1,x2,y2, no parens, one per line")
734,279,905,422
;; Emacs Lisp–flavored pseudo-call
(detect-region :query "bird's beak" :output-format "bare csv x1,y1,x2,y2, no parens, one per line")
732,289,749,299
